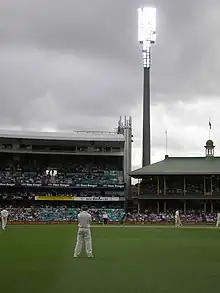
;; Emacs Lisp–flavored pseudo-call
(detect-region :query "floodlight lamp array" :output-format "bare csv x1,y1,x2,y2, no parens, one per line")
138,7,156,44
142,42,151,68
138,6,156,68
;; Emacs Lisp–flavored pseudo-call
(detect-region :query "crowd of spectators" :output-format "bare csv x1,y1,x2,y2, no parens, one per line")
0,190,124,201
4,205,125,222
126,210,216,223
1,205,217,224
0,163,124,187
139,182,219,195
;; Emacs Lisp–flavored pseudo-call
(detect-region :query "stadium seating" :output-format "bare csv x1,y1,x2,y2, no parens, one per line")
105,209,125,222
0,164,124,187
140,182,205,195
2,205,217,224
5,206,125,222
126,211,216,223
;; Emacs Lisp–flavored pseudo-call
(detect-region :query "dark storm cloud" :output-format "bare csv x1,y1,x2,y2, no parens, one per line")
0,0,219,132
150,0,220,101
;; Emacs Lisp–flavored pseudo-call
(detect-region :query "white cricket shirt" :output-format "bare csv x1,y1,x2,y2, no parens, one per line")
175,211,179,217
217,213,220,220
1,209,9,217
103,213,108,219
78,211,92,228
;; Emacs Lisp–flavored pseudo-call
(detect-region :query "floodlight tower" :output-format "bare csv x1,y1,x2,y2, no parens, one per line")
138,6,156,167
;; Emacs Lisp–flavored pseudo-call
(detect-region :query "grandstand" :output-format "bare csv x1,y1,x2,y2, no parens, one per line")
130,139,220,216
0,117,132,222
2,131,220,225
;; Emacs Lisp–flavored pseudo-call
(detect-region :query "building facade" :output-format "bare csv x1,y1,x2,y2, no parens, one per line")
130,139,220,213
0,117,132,207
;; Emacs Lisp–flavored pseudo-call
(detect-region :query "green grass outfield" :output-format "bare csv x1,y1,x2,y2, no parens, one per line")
0,225,220,293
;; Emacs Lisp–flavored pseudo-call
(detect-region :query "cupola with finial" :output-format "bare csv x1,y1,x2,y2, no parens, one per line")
205,139,215,157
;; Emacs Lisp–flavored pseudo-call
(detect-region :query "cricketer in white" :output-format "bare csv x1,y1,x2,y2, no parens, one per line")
74,206,93,258
175,210,182,227
216,213,220,227
1,209,9,230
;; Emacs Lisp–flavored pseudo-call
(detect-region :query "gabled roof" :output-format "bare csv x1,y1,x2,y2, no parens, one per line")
130,156,220,177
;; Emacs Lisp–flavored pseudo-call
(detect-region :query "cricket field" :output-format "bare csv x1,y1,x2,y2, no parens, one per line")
0,225,219,293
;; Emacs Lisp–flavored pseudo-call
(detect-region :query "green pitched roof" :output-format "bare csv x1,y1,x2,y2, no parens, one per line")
130,156,220,177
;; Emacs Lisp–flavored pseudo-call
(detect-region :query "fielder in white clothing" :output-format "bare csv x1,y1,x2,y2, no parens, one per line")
102,212,108,225
175,210,182,227
1,208,9,230
74,206,93,258
216,213,220,227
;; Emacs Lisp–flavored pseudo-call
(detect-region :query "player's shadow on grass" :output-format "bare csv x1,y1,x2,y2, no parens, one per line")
74,255,93,259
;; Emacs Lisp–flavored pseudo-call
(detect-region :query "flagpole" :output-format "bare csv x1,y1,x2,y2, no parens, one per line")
209,119,211,139
165,129,168,155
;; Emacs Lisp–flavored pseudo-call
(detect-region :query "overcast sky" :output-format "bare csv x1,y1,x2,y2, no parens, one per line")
0,0,220,170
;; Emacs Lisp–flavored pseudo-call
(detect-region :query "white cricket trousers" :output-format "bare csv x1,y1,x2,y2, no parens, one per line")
175,216,182,227
216,220,220,227
74,228,93,257
1,216,7,230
